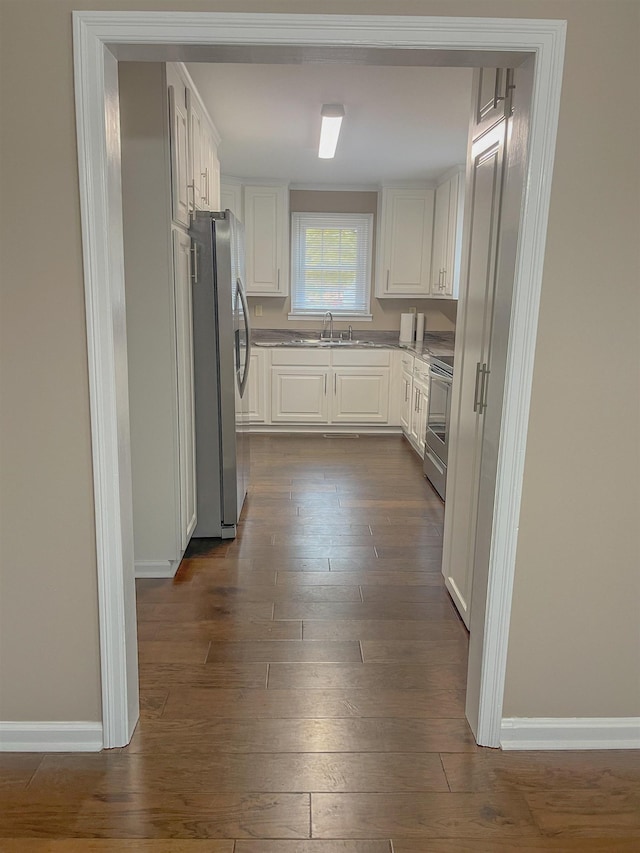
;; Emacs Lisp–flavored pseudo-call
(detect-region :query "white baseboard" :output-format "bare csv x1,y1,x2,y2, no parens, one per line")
135,559,178,578
0,721,103,752
249,425,402,435
501,717,640,750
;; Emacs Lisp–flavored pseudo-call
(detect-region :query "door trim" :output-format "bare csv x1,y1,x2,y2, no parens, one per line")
72,11,566,748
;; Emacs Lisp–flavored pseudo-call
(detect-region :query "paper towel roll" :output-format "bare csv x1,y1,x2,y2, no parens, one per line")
415,313,425,344
399,313,415,343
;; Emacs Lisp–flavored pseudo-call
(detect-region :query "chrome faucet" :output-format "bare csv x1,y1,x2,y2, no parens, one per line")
321,311,334,341
348,324,353,341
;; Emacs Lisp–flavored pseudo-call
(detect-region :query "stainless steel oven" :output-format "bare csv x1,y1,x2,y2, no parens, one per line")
423,355,454,500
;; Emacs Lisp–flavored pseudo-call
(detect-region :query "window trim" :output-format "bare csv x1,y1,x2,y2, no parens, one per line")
289,211,374,320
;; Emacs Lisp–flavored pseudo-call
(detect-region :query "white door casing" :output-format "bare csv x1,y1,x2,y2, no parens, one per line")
72,11,566,748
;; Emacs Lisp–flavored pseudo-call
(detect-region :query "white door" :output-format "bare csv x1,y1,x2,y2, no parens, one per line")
271,368,329,423
465,60,534,736
441,59,532,731
172,229,197,549
331,368,390,424
443,118,509,627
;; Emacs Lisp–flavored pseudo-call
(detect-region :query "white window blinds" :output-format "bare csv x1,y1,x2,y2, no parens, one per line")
290,212,373,317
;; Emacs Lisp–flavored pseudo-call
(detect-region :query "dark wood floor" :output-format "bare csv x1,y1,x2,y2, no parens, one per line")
2,435,639,850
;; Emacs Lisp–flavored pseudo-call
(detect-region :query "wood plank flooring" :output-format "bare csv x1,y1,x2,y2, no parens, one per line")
1,434,638,850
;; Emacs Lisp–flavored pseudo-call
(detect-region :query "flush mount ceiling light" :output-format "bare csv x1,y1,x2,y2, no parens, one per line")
318,104,345,159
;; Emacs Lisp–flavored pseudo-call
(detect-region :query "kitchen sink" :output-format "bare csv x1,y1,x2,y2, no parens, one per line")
284,338,384,347
255,338,390,349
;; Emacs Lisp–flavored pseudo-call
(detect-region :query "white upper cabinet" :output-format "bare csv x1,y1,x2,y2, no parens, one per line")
220,179,244,222
188,91,204,210
376,187,435,298
431,169,465,299
167,67,190,228
474,68,513,136
187,87,221,213
244,184,289,296
167,63,221,222
199,118,221,211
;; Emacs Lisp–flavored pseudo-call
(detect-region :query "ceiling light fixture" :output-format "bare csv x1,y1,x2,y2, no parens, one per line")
318,104,345,159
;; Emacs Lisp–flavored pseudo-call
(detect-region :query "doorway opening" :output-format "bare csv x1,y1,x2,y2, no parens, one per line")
73,11,566,749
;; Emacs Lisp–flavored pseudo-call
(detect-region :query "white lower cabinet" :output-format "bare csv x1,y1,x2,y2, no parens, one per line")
397,351,430,458
399,352,414,434
247,349,268,423
267,348,392,427
271,367,329,423
172,229,198,550
409,361,430,457
332,368,390,424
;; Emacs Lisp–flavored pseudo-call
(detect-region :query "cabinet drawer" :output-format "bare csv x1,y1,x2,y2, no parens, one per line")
331,349,391,367
270,348,331,366
413,362,430,384
400,351,415,371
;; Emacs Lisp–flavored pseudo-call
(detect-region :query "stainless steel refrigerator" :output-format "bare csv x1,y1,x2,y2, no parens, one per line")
189,210,251,539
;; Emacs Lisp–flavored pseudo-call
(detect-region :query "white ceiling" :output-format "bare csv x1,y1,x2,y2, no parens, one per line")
186,63,473,186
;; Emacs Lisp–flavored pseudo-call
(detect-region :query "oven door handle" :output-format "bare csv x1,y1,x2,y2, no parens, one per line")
430,365,453,381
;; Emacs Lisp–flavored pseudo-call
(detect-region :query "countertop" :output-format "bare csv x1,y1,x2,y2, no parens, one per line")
252,329,455,364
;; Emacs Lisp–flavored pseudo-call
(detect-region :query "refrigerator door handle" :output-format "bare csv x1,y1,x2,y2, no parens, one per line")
237,276,252,398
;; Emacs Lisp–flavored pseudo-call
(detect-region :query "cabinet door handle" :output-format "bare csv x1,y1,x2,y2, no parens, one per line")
473,362,482,412
188,182,196,213
479,364,490,412
201,168,208,203
190,243,198,285
404,380,409,402
277,268,280,291
474,362,490,413
324,373,327,395
386,269,390,290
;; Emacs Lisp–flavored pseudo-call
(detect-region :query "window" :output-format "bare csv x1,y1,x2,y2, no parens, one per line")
290,212,373,318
